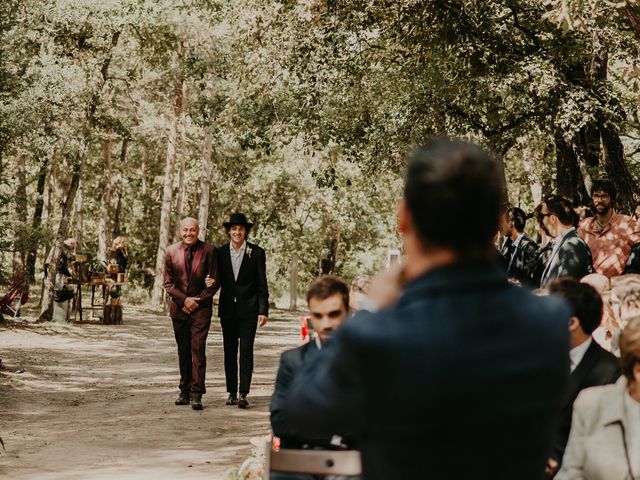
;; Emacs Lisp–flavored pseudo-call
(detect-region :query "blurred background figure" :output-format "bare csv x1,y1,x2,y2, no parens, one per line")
111,236,128,274
349,275,371,312
556,317,640,480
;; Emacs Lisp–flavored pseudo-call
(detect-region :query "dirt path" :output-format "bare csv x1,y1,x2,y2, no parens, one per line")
0,306,301,479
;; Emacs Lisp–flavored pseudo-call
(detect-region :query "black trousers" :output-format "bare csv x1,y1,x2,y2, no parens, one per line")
172,315,211,396
220,316,258,395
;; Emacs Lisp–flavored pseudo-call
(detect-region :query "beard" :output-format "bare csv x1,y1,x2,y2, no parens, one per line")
595,203,611,215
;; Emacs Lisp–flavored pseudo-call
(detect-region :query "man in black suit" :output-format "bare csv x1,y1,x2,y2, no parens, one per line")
270,275,351,450
499,206,539,285
539,195,593,287
280,140,571,480
213,213,269,409
545,278,620,477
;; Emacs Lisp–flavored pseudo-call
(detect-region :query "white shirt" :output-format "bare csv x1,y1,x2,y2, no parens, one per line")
569,337,592,373
230,241,246,281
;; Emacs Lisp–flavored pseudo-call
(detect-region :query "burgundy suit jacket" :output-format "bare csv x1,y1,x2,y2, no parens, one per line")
163,241,218,321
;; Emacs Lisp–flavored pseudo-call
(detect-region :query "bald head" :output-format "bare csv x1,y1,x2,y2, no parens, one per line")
180,217,199,246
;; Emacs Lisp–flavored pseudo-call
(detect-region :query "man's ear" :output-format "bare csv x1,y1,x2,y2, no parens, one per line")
568,316,581,332
397,198,410,235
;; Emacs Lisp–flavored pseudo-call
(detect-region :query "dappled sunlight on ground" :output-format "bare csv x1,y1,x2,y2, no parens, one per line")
0,307,303,479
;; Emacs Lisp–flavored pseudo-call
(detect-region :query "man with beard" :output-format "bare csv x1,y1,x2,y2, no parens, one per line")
498,206,539,286
578,179,640,278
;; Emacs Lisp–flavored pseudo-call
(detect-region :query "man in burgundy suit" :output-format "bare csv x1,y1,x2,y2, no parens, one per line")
164,217,217,410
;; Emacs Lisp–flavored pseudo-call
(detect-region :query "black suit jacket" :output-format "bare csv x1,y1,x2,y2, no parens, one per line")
540,229,593,287
506,234,539,286
270,341,340,449
281,261,571,480
550,340,620,464
216,242,269,319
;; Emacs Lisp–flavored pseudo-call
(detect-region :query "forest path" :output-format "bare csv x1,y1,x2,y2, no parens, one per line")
0,306,301,479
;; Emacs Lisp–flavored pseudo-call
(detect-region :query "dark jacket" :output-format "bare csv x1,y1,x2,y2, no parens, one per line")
550,340,620,466
540,229,593,287
216,242,269,319
281,261,571,480
270,341,343,449
506,234,539,286
163,240,218,321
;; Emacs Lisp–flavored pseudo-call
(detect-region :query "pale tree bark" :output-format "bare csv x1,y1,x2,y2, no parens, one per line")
152,80,184,305
289,253,298,311
198,129,213,241
112,138,128,238
13,159,28,276
173,82,188,242
98,134,113,261
39,30,120,321
75,178,84,248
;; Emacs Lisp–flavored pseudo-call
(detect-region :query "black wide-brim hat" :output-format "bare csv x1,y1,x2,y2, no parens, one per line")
223,212,253,230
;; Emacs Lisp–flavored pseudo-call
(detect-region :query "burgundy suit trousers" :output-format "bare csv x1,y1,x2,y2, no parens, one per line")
172,315,211,396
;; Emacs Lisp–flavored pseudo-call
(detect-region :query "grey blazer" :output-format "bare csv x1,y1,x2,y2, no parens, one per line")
557,377,640,480
540,229,592,287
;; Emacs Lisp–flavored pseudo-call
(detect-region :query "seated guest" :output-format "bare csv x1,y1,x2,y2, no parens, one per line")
270,275,353,452
498,206,539,286
539,195,593,287
581,274,618,351
578,179,640,278
556,317,640,480
545,278,620,478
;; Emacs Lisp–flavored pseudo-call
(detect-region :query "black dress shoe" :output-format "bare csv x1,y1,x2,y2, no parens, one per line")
191,395,203,410
238,394,249,409
175,393,190,405
226,394,238,406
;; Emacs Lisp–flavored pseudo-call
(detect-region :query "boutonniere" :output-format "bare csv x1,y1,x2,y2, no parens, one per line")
245,246,253,258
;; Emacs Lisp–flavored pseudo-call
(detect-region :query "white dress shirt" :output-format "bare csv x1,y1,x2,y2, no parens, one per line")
230,241,246,281
569,337,592,373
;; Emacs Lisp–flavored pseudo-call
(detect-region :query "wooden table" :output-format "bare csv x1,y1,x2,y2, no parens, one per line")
68,280,126,323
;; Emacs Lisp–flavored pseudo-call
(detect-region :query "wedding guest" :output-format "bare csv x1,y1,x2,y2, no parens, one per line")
111,236,128,273
270,275,355,478
556,317,640,480
545,278,619,478
280,139,571,480
498,206,539,286
578,179,640,278
539,195,593,287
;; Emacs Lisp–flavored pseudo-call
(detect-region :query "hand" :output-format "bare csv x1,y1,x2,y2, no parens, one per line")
366,263,406,310
258,315,268,327
205,275,215,288
182,297,199,314
544,457,559,478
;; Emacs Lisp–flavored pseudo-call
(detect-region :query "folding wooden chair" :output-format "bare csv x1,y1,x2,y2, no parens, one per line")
264,440,362,479
0,275,28,320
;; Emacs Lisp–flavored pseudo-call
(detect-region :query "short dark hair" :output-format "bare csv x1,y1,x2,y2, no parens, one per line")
591,179,617,202
404,139,505,254
544,195,579,227
507,207,527,232
547,277,603,334
306,275,350,310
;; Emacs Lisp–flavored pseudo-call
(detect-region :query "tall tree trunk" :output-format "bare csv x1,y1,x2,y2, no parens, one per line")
98,134,113,260
172,149,186,242
601,123,638,214
197,129,213,241
75,177,84,248
289,253,298,311
554,131,590,206
151,80,184,305
112,137,128,238
25,155,49,283
39,29,120,321
13,159,28,275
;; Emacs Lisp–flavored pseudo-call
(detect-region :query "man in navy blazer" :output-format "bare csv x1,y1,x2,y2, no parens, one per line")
213,213,269,409
281,140,571,480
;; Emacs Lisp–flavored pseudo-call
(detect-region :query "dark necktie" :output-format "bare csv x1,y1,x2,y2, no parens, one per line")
186,246,194,278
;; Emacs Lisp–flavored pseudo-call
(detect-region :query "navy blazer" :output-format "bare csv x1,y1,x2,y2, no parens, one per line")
281,261,571,480
540,229,593,287
216,242,269,320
